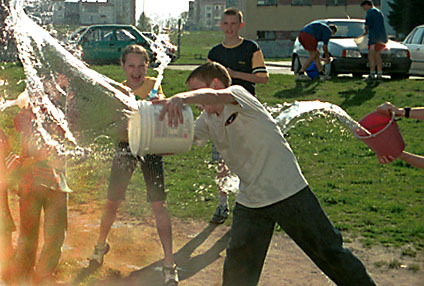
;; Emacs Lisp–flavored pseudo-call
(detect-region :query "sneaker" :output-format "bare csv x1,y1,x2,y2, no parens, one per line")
364,74,375,82
376,74,383,81
163,264,179,286
295,73,311,81
210,205,229,224
88,243,110,267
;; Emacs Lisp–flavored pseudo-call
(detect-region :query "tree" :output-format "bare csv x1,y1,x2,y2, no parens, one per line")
179,11,189,30
388,0,424,38
137,12,151,32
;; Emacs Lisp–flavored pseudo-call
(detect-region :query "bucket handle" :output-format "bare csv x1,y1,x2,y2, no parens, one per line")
354,112,396,139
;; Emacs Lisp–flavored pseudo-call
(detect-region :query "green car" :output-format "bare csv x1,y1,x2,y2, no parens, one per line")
76,24,157,65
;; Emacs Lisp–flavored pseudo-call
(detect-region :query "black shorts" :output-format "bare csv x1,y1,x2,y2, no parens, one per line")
107,142,166,202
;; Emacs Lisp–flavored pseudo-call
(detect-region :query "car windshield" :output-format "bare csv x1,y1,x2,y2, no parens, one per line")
328,21,365,39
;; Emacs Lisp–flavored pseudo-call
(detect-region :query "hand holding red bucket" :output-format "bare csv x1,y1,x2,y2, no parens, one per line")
355,111,405,163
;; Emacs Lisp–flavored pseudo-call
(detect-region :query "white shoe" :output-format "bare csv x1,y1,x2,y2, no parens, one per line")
295,73,311,81
364,74,375,82
88,243,110,267
163,264,179,286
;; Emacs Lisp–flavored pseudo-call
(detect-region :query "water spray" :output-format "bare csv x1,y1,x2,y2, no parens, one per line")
147,40,172,100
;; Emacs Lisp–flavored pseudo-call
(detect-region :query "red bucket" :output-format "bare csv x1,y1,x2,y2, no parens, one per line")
355,111,405,158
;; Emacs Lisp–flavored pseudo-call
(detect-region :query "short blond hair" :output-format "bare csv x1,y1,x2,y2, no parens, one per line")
222,7,243,23
121,44,149,64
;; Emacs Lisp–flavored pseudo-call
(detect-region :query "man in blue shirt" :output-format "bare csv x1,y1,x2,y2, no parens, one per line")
361,0,388,81
296,22,337,81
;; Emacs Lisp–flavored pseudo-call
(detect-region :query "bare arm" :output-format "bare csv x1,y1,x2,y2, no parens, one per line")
155,87,237,127
227,69,269,84
322,44,330,64
363,25,369,36
376,102,424,121
399,151,424,169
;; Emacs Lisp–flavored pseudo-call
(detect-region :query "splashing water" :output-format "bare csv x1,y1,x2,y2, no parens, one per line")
3,0,138,157
269,100,370,136
216,174,240,195
147,39,172,100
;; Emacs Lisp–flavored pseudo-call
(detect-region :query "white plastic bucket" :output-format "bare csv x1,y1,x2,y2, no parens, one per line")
354,35,368,51
128,100,194,156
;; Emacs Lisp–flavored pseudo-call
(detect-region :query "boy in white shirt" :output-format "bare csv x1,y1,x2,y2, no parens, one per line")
155,62,377,286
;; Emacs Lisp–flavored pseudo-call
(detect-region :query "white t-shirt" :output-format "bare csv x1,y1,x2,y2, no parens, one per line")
194,85,308,208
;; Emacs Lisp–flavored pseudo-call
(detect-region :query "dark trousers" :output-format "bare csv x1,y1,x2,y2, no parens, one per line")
223,186,376,286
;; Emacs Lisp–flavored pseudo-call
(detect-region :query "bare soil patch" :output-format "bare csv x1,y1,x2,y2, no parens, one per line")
8,200,424,285
57,203,424,286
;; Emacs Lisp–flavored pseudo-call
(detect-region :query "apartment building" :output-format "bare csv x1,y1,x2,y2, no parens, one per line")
46,0,136,26
188,0,226,30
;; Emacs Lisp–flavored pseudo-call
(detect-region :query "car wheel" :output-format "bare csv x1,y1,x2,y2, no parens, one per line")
390,73,409,80
352,73,363,79
292,55,301,74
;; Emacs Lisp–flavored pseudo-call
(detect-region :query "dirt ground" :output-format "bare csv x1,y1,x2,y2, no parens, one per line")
45,202,422,286
7,201,424,286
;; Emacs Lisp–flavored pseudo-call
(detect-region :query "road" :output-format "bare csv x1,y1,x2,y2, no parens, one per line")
167,61,293,75
167,61,423,79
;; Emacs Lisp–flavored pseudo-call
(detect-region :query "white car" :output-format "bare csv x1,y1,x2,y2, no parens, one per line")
291,19,411,79
403,24,424,76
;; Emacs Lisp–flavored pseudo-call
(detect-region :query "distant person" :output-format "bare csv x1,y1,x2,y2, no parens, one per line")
155,62,377,286
361,0,388,81
11,92,69,286
376,102,424,169
88,45,178,286
207,7,269,224
296,22,337,81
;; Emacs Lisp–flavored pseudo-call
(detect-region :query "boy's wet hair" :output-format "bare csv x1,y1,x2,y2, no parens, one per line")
186,62,231,88
223,7,243,23
360,0,373,7
329,24,337,34
121,44,149,65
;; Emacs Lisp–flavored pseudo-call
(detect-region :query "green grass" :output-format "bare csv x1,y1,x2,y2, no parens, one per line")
170,30,223,65
1,62,423,251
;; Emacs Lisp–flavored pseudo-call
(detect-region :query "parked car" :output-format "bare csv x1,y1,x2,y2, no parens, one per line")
291,19,411,79
141,31,177,61
403,24,424,76
70,24,161,65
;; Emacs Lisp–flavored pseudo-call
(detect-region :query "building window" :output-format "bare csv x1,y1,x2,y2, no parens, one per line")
326,0,346,5
257,0,277,6
257,31,276,41
291,0,312,6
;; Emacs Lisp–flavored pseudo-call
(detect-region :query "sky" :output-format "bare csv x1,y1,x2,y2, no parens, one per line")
136,0,190,20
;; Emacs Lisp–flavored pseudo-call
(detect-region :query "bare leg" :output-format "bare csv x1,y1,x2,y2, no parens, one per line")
217,160,229,203
300,50,319,73
96,199,122,246
368,47,376,74
151,200,174,267
375,50,383,74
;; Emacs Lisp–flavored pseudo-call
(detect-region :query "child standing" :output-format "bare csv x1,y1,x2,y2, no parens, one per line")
207,8,268,224
88,45,178,286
